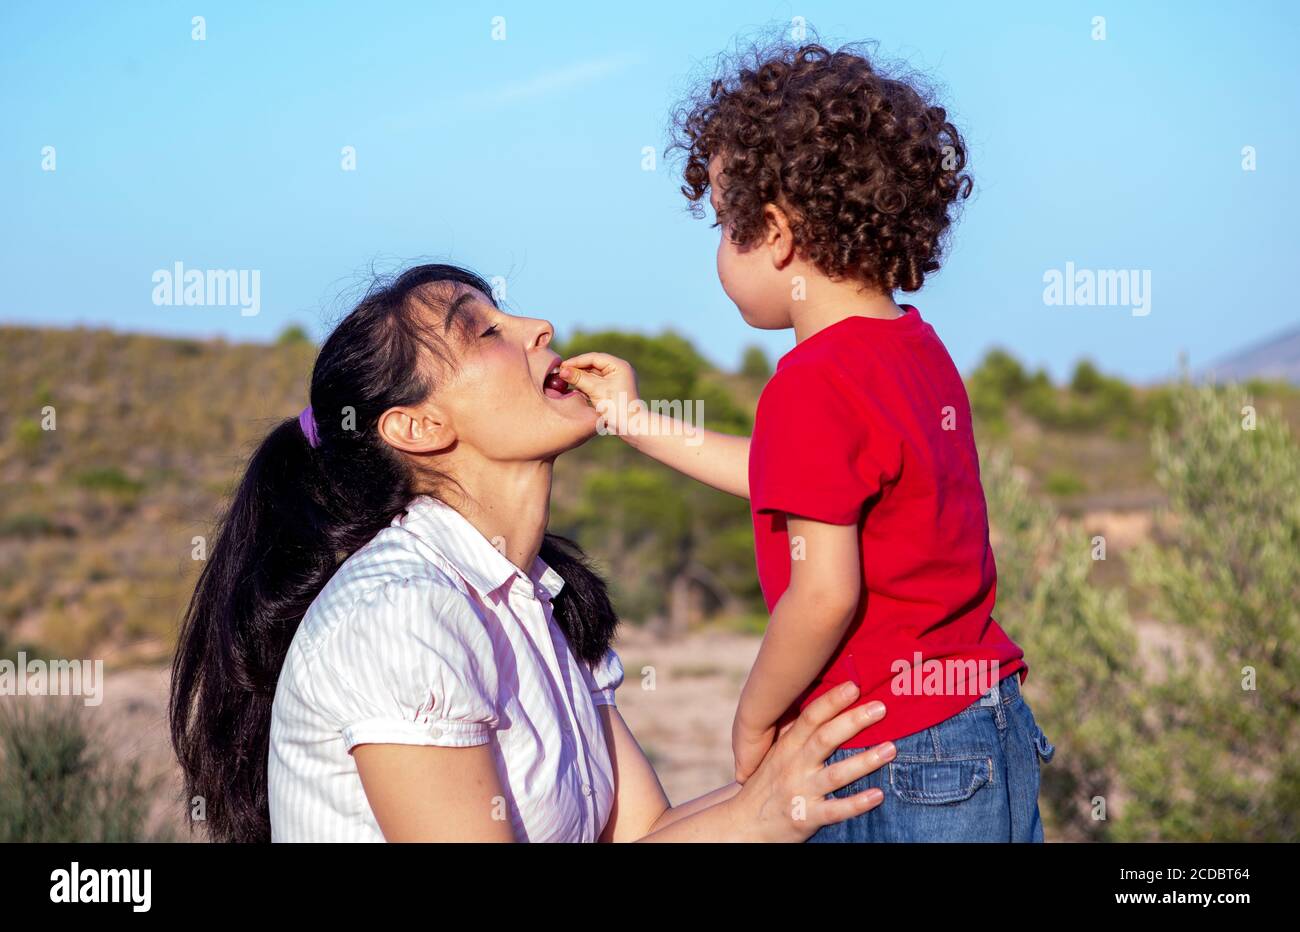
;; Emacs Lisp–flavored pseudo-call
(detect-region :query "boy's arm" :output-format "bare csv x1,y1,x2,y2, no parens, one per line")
621,413,750,499
733,515,862,776
559,353,751,499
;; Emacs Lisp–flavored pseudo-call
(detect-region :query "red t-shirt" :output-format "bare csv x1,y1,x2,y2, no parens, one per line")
750,306,1025,748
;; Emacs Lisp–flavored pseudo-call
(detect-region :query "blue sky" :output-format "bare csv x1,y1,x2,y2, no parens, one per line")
3,0,1297,382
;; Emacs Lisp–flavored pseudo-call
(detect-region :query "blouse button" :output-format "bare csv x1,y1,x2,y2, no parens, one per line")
581,784,594,797
429,728,443,739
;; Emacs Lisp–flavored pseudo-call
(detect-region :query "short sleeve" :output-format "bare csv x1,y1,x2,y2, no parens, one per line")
750,362,894,524
581,647,625,708
310,576,499,751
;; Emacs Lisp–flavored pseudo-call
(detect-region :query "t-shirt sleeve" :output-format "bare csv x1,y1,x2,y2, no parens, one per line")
580,646,625,708
749,362,896,525
310,576,499,751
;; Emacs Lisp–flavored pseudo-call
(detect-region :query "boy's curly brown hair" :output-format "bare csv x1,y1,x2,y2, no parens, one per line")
671,41,972,293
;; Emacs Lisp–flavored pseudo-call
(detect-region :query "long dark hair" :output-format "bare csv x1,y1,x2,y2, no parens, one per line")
169,263,618,843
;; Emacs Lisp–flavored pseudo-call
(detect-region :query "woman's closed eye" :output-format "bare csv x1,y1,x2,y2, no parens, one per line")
480,324,500,338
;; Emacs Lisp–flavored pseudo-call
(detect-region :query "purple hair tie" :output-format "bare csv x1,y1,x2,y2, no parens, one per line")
298,406,321,449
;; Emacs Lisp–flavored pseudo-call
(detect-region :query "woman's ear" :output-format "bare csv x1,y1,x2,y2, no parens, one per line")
762,202,796,268
377,404,456,455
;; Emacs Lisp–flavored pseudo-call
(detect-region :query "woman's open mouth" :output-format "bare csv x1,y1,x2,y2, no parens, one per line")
543,363,576,400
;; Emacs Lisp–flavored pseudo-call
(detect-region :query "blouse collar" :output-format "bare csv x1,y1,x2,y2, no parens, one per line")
397,495,565,602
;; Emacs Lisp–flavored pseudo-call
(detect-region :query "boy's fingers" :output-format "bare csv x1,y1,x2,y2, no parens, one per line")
560,352,619,374
560,367,588,391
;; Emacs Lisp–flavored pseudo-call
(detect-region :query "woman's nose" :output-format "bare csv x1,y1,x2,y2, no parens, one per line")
528,317,555,349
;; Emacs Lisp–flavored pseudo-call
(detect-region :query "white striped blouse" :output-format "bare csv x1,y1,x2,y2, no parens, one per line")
268,495,624,842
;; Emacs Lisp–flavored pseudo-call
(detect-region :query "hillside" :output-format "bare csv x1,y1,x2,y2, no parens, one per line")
1201,323,1300,384
4,324,1299,661
3,323,1298,843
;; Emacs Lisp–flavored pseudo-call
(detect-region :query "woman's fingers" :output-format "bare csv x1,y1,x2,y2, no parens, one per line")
814,741,896,799
783,684,885,765
810,700,887,762
781,681,860,748
815,785,886,826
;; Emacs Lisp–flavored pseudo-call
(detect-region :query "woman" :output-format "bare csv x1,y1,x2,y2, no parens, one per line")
169,263,895,842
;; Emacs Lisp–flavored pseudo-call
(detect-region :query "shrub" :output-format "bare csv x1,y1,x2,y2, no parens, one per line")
740,345,773,381
1043,469,1086,497
1128,381,1300,840
0,701,167,842
275,324,313,346
967,349,1029,432
73,467,144,497
982,449,1139,840
13,418,43,454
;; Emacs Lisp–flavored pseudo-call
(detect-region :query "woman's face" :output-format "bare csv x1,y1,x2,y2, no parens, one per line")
429,286,598,462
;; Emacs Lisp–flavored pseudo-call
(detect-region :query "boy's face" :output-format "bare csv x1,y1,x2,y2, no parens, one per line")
708,157,794,331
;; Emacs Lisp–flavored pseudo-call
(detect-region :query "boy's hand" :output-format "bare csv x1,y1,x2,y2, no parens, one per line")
731,713,778,785
557,352,643,434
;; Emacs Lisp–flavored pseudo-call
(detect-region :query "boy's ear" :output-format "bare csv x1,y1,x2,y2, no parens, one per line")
762,202,796,268
377,403,457,455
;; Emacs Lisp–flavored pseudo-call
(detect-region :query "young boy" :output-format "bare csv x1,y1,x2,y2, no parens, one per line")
558,41,1055,841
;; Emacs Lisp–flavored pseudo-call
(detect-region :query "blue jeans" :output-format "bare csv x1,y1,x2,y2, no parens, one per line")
807,673,1055,842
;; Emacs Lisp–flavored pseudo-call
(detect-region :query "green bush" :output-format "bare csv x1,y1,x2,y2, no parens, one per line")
985,380,1300,841
1128,381,1300,841
967,349,1030,431
982,450,1139,840
739,345,773,381
0,701,167,842
13,418,43,453
1043,469,1086,497
1069,359,1105,395
73,466,145,496
0,512,63,539
275,324,313,346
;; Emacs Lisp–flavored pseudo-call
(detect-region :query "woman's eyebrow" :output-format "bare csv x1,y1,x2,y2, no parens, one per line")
443,291,479,334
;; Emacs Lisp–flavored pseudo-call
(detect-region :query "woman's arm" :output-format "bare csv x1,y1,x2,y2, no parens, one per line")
600,684,893,842
594,705,741,841
354,743,515,842
559,352,751,499
353,684,893,842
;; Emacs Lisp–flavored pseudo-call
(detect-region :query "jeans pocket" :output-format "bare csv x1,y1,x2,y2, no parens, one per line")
889,756,993,805
1033,727,1056,764
1013,696,1055,764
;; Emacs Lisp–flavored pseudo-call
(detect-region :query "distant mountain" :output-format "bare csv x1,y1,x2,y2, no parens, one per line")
1200,324,1300,384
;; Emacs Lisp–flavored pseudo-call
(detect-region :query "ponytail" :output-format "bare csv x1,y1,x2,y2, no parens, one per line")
540,533,618,666
169,418,409,842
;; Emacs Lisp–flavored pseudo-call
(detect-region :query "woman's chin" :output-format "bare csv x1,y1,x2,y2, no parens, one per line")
564,405,602,444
